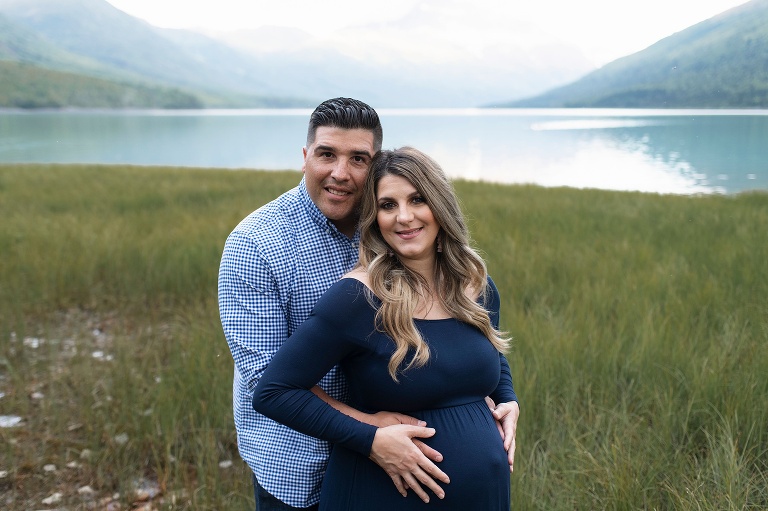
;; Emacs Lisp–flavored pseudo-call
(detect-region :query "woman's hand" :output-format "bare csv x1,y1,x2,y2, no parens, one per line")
369,424,450,503
486,397,519,472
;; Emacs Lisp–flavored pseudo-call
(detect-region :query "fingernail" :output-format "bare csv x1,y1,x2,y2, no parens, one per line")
418,420,426,426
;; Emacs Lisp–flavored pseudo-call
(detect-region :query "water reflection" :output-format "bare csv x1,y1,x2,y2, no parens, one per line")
1,109,767,195
382,110,768,195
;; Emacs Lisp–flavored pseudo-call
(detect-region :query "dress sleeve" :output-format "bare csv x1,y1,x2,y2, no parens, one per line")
485,277,519,405
252,280,378,456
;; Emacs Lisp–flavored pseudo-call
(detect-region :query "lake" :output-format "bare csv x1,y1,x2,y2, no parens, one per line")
2,108,767,195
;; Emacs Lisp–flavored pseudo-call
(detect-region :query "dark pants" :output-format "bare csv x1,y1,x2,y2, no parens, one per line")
253,474,319,511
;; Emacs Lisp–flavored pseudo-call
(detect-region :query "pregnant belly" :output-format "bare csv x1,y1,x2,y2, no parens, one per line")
322,400,510,510
417,400,509,485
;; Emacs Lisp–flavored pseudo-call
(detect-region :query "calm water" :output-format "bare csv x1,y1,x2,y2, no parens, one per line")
2,108,768,195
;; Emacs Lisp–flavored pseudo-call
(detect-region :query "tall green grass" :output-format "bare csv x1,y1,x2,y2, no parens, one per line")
1,164,766,509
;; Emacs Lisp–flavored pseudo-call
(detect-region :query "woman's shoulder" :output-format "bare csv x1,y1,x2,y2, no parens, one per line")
316,272,374,313
310,274,377,333
342,267,372,288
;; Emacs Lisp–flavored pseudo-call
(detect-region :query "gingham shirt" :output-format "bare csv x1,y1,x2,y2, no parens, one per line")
218,178,359,507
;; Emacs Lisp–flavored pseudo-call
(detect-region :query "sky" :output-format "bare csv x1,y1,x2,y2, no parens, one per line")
105,0,750,66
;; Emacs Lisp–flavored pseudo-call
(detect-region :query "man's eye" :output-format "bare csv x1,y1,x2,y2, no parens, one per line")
321,152,333,158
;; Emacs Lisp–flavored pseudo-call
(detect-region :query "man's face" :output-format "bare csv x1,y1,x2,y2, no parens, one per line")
302,126,376,236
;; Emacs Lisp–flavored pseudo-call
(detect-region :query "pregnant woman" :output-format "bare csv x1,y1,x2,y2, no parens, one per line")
253,147,518,510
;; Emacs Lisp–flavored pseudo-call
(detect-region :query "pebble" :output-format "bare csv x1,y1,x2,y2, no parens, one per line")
0,415,23,428
41,492,63,505
78,485,96,495
43,464,56,472
218,460,233,469
23,337,42,348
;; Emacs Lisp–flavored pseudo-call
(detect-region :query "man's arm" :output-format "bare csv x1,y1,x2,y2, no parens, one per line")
219,231,288,397
311,386,425,427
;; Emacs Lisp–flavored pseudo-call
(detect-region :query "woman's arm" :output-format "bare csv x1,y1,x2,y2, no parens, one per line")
252,280,450,502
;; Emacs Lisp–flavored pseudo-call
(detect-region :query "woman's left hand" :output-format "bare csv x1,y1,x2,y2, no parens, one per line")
485,397,519,473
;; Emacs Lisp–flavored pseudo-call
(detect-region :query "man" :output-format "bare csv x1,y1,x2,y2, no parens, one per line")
219,97,518,510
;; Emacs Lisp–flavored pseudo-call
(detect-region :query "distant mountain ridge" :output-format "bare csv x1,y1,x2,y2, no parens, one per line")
2,0,765,108
0,60,201,108
0,0,594,108
499,0,768,108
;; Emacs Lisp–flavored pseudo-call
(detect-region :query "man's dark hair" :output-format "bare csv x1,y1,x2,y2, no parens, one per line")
307,97,383,151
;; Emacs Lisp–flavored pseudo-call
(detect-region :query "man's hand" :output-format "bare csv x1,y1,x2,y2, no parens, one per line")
369,424,450,503
486,397,519,473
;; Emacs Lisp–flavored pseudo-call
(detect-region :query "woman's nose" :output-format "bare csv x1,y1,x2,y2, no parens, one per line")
396,205,413,223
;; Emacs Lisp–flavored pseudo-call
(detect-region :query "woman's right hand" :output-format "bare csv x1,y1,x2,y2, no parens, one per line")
369,424,450,503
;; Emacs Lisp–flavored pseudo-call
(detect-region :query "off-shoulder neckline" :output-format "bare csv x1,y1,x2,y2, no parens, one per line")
338,277,456,322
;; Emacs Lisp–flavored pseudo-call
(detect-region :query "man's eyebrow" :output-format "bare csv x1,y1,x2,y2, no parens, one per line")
313,145,372,158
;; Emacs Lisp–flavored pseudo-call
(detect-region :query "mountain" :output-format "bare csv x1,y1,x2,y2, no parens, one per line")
0,60,201,108
0,0,309,107
498,0,768,108
211,0,594,107
0,0,596,108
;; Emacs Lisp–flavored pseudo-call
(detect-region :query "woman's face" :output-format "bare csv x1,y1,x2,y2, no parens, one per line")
375,174,441,267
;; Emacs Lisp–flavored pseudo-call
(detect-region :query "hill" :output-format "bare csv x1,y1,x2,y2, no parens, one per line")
0,0,594,108
497,0,768,108
0,0,311,108
0,60,202,108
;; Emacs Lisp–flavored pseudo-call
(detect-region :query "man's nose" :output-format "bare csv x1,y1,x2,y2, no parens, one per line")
330,159,350,180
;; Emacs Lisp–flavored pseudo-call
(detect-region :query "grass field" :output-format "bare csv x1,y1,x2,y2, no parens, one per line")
1,164,766,510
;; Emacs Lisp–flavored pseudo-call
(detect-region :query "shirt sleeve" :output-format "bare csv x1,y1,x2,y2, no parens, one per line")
252,281,378,456
218,230,288,394
485,277,519,405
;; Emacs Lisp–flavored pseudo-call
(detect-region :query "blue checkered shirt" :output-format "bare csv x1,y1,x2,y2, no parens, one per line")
218,178,359,507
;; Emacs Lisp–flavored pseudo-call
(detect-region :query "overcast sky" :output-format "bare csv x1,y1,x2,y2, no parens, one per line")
105,0,750,66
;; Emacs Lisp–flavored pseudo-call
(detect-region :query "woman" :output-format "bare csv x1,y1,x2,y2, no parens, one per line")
253,147,517,509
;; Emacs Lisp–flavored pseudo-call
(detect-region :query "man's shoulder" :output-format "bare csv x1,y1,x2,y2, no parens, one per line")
232,186,306,240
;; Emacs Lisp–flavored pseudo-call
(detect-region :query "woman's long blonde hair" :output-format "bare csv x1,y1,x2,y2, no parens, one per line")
358,147,509,381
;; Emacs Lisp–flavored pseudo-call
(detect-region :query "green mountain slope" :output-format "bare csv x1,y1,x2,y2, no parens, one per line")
0,0,309,108
0,60,202,108
499,0,768,108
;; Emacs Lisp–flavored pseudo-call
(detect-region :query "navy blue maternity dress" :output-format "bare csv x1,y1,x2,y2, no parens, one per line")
254,277,516,510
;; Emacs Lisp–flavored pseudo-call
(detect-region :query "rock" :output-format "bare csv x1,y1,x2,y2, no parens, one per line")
0,416,23,428
41,492,63,505
77,485,96,495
